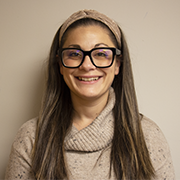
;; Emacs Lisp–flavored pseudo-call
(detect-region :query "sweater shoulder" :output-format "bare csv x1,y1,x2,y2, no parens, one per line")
141,115,169,150
12,118,37,153
141,115,175,179
5,118,37,179
17,118,37,135
141,115,169,155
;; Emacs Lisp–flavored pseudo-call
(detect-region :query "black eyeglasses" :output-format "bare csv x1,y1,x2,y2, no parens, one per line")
59,47,121,68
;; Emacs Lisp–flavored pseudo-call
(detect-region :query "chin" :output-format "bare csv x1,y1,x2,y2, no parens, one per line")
79,89,109,100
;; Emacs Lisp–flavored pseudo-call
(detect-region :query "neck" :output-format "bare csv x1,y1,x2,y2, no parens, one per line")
71,91,109,130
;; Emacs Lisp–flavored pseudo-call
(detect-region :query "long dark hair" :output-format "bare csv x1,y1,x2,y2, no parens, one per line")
32,18,155,179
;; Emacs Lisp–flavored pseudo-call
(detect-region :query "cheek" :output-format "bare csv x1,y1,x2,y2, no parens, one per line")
104,68,116,82
59,66,74,85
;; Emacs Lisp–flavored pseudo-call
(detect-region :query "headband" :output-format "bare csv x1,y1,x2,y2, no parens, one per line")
59,9,121,48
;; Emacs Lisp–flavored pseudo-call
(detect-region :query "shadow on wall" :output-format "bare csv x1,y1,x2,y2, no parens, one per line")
1,59,47,179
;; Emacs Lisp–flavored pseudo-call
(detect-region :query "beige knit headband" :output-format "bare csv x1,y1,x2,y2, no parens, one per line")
59,9,121,47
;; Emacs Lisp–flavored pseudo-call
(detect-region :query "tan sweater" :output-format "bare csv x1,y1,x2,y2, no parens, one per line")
5,89,175,179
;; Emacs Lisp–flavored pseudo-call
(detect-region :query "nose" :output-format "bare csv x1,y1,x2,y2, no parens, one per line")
79,55,96,71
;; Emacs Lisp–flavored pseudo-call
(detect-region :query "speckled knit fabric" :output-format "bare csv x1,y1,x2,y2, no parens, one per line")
5,89,175,179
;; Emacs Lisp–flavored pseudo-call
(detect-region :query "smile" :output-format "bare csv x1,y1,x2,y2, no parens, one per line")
77,77,100,82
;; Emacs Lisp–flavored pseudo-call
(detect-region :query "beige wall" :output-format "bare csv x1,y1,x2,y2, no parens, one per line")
0,0,179,178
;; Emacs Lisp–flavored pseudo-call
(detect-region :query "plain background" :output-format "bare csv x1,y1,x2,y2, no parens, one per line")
0,0,179,179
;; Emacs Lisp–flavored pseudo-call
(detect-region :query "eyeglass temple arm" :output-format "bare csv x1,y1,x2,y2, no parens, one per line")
116,48,121,55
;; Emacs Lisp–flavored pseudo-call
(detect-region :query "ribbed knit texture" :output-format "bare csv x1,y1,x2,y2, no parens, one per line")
64,88,115,152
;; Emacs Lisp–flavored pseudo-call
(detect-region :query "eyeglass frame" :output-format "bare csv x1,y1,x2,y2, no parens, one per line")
58,47,121,68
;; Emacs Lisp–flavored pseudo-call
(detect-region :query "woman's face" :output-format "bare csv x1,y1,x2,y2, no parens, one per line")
59,25,120,102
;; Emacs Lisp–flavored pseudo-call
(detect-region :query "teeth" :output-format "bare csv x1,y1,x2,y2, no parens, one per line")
78,77,99,81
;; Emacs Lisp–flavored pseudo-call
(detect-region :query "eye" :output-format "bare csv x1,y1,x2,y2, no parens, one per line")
68,50,81,57
93,49,111,59
96,52,108,57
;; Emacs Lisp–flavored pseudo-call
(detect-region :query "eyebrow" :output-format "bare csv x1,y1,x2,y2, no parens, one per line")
66,43,109,49
67,44,81,48
94,43,109,47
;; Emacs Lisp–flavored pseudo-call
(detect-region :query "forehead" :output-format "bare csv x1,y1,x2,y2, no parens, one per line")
66,24,110,36
62,25,116,48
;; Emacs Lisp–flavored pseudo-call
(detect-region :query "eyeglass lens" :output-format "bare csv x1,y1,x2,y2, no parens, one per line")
62,48,113,67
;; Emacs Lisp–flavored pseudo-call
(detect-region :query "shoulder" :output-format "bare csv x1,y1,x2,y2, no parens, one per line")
141,115,175,179
16,118,37,136
141,115,169,157
141,115,167,146
141,115,172,154
12,117,37,155
5,118,38,179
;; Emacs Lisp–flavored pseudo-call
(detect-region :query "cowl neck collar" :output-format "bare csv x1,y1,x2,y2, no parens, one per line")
64,88,115,152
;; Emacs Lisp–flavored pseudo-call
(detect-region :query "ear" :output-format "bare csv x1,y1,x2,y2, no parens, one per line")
60,64,63,75
115,57,121,75
58,59,63,75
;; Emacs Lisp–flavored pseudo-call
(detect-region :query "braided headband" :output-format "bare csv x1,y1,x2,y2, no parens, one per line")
59,9,121,48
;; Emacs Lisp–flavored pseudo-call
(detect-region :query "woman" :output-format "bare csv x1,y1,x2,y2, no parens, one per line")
5,10,175,180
